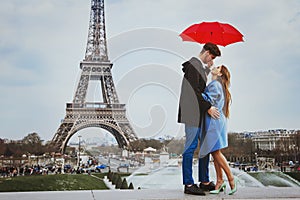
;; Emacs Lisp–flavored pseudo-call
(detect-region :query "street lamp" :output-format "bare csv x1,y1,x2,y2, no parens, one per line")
78,135,82,168
292,144,297,163
255,152,258,167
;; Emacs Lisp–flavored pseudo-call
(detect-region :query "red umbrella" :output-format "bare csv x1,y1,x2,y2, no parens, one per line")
180,21,244,46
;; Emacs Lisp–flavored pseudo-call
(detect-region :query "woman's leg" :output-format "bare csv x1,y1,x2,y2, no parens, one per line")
211,150,235,189
212,155,223,189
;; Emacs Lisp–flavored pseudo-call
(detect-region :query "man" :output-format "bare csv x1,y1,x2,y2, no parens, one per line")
178,43,221,195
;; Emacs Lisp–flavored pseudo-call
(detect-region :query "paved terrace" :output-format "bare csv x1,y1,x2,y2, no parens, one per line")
1,187,300,200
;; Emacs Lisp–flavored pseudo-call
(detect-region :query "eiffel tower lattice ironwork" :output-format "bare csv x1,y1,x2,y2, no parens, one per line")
51,0,137,153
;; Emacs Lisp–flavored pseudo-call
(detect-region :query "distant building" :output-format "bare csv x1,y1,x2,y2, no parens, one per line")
241,129,297,151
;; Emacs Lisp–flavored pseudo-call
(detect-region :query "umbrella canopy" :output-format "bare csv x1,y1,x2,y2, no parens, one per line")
180,21,244,46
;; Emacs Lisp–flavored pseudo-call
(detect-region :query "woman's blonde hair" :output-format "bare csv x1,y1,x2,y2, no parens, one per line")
218,65,231,118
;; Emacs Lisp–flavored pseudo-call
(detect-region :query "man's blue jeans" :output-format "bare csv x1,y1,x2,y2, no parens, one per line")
182,125,210,185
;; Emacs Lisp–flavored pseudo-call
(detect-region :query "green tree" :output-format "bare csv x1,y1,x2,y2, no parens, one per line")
21,132,44,155
143,139,163,150
0,138,5,155
4,146,13,157
223,132,254,163
165,138,185,155
129,139,146,152
22,132,42,144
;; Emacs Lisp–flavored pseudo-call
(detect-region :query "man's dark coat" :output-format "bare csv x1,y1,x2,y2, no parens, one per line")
177,57,211,127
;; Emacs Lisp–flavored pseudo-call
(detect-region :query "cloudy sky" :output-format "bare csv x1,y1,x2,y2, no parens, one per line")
0,0,299,142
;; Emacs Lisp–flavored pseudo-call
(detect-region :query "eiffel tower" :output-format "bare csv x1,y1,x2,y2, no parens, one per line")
51,0,137,153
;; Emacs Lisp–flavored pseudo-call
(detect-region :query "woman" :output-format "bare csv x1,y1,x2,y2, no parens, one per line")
199,65,237,195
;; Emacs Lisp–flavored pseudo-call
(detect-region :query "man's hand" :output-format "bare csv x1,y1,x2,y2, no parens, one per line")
207,106,220,119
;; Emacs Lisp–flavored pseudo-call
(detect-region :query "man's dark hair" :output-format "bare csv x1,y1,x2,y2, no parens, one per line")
203,43,221,57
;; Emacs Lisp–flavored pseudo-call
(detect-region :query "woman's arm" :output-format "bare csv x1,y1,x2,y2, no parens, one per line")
202,81,222,106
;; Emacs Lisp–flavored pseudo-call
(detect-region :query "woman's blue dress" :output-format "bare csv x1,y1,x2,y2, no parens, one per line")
199,80,228,158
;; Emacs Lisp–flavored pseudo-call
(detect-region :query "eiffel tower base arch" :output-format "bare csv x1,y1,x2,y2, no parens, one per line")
51,104,137,154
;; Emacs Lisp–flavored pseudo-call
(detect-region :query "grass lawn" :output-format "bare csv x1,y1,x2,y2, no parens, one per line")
0,173,109,192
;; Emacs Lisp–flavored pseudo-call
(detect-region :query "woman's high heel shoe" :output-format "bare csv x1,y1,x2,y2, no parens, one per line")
210,182,226,194
228,177,238,195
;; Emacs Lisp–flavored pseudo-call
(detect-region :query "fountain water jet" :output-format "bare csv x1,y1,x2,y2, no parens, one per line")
127,162,300,189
